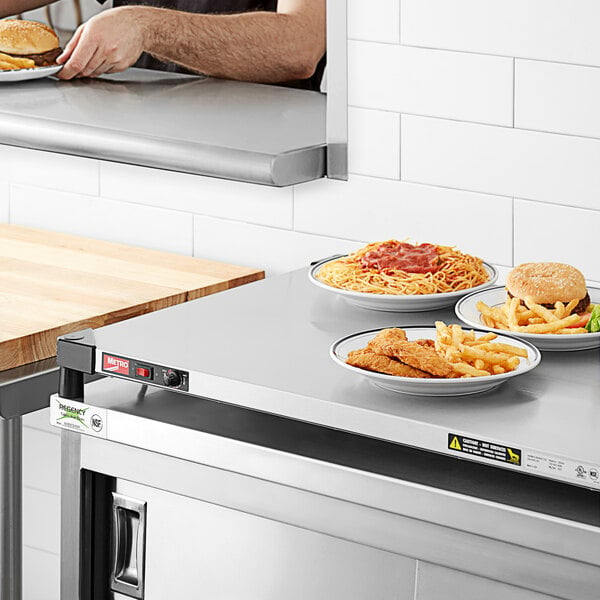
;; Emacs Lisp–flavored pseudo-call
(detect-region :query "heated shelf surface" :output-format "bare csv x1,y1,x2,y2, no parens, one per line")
91,267,600,488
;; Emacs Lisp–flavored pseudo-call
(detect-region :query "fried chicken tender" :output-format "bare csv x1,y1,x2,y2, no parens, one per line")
373,338,455,377
415,339,435,349
347,349,432,378
365,328,407,353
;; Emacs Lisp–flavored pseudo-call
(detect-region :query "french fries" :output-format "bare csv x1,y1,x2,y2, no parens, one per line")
0,60,19,71
435,321,527,378
0,52,35,71
477,295,590,335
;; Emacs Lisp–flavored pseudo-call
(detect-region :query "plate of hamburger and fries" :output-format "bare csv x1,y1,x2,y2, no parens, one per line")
310,240,498,312
455,263,600,351
331,324,541,396
0,20,62,82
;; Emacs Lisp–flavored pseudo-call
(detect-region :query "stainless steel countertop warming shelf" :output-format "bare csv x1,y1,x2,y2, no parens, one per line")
0,68,326,186
89,267,600,489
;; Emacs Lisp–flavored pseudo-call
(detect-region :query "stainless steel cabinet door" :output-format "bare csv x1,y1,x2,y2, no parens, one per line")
416,563,562,600
115,479,417,600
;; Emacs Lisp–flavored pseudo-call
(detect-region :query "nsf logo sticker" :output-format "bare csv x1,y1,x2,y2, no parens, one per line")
91,413,104,433
50,396,107,439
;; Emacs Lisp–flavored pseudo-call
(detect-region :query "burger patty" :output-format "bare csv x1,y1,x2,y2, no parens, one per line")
508,291,590,314
17,47,61,67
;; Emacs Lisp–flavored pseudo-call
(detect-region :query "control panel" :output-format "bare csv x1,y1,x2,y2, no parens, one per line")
101,353,189,392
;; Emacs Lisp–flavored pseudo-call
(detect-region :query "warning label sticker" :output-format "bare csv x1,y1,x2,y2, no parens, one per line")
448,433,522,467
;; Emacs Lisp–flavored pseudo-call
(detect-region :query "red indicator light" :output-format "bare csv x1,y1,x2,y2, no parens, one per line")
136,367,151,378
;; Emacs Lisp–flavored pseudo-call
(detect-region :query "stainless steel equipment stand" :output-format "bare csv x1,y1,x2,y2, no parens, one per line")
0,359,60,600
0,417,21,600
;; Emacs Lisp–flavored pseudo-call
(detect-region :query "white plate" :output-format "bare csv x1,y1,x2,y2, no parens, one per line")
455,286,600,352
0,65,62,83
331,326,541,396
309,257,497,312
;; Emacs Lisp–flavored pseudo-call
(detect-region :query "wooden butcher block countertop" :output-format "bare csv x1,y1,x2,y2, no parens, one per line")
0,224,264,371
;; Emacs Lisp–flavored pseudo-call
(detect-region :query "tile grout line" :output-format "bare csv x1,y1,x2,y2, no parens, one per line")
349,37,600,71
399,177,600,214
398,41,600,71
512,58,516,128
350,108,600,143
512,198,515,267
398,113,402,181
398,2,402,45
23,543,60,557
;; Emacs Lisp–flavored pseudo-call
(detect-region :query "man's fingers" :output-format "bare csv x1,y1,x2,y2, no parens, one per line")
58,36,99,79
88,61,117,78
57,26,83,64
76,47,106,77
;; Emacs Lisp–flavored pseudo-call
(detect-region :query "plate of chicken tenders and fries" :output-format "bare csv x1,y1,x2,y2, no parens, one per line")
331,324,541,396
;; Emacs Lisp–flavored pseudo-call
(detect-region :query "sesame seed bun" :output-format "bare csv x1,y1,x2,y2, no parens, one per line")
506,263,587,305
0,20,59,56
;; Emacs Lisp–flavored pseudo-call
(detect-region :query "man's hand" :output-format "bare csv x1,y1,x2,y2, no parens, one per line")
57,7,146,80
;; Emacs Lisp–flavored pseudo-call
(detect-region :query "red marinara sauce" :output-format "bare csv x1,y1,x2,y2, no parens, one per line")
359,241,441,274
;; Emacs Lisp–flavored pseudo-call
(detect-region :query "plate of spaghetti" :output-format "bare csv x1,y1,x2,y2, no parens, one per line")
310,240,497,312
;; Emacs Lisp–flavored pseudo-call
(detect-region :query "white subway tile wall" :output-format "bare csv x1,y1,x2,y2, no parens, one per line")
348,42,513,125
514,200,600,281
100,162,294,229
294,176,513,265
0,181,9,222
9,3,600,598
23,488,60,555
515,60,600,139
401,0,600,67
348,108,400,179
348,0,400,44
193,215,361,276
10,181,194,255
0,146,99,195
401,116,600,210
23,547,60,600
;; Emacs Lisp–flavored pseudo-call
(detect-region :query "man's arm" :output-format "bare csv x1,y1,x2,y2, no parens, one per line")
0,0,53,19
57,0,325,81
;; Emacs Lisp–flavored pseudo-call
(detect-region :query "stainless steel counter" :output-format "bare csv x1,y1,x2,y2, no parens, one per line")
88,267,600,490
53,267,600,599
0,69,325,186
55,371,600,599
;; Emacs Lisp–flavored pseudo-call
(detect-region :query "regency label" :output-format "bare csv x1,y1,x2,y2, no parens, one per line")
50,396,107,439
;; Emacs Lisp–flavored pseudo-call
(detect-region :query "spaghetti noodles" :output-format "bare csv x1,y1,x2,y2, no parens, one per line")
316,241,489,296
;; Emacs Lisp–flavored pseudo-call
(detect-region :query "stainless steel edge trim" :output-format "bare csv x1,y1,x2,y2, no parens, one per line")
60,431,81,600
80,435,600,600
0,114,324,187
79,405,600,566
326,0,348,180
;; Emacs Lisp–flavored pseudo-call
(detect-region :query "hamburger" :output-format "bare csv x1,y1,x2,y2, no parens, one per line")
0,20,61,67
506,262,590,314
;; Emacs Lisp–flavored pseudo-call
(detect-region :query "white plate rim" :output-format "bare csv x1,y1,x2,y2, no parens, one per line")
455,285,600,343
330,325,541,386
0,64,63,81
309,256,498,303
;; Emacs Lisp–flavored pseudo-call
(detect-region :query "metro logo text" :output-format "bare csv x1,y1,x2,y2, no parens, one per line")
102,354,130,375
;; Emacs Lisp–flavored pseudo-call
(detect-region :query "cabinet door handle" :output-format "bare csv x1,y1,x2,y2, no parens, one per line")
110,493,147,599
